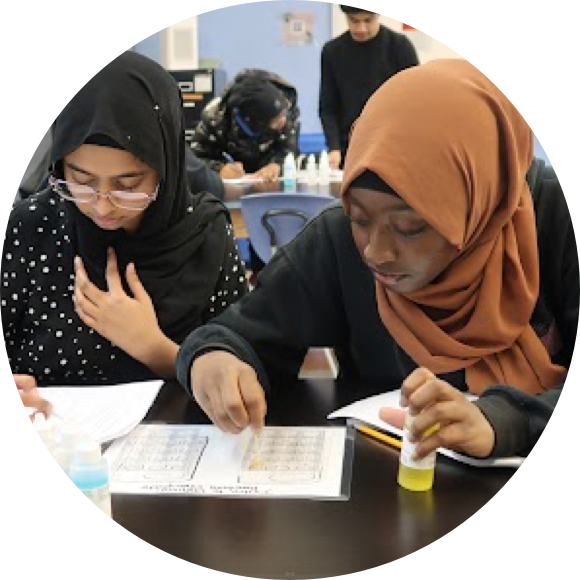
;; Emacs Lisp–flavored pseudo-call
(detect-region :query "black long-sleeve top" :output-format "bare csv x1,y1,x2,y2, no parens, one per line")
319,26,419,153
1,190,247,385
176,159,578,458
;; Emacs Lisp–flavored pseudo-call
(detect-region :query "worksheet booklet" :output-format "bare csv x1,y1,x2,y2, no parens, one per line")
106,424,353,499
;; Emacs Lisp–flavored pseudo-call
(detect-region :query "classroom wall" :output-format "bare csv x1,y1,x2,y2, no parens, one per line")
197,1,331,135
0,0,231,74
132,1,332,141
131,2,551,162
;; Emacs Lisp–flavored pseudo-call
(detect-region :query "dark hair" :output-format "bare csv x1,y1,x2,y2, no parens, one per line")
349,171,400,197
227,78,287,129
340,5,376,15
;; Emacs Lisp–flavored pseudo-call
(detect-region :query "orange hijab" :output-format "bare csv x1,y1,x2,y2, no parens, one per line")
341,59,566,394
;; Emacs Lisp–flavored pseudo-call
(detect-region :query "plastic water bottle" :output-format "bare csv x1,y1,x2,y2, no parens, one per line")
69,440,112,517
33,413,66,467
58,423,84,476
306,154,318,186
283,152,297,192
318,150,330,193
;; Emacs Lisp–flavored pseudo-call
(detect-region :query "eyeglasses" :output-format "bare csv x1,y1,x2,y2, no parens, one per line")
49,176,159,211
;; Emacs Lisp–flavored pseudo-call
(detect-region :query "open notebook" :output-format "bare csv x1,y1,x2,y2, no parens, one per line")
328,389,523,468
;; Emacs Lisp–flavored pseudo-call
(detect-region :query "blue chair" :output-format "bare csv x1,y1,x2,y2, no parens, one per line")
241,192,340,380
240,192,336,263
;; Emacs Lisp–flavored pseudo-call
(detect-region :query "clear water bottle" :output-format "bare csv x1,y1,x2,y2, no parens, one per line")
306,154,318,186
69,440,112,517
57,422,84,477
283,152,297,192
318,150,330,193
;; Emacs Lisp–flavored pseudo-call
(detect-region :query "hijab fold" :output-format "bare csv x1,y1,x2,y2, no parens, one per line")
51,51,228,342
341,59,566,394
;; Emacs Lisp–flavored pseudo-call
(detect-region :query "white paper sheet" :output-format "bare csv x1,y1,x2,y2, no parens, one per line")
328,390,523,468
39,380,163,444
105,425,349,499
222,176,276,185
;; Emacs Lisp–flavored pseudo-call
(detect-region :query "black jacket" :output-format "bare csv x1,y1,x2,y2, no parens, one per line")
191,69,300,174
177,158,578,458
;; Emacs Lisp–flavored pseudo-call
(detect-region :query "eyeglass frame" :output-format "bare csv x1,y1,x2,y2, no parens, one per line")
48,175,159,211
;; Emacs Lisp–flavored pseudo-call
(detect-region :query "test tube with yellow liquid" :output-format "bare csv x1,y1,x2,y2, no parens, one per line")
398,414,439,492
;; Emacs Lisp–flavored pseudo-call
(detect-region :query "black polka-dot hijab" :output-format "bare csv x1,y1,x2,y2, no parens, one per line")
50,50,229,342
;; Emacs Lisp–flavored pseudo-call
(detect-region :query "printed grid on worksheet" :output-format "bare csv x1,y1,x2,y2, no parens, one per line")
239,428,326,484
112,425,208,483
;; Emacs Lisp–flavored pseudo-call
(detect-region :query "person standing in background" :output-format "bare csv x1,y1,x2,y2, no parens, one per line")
319,5,419,170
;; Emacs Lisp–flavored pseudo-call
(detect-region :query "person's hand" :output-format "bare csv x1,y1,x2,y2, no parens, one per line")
220,162,245,179
379,367,495,459
15,374,52,419
73,248,165,363
253,162,281,182
191,351,267,434
328,150,342,171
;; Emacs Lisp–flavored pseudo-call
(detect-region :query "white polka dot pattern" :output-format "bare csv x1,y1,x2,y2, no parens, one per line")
1,192,247,385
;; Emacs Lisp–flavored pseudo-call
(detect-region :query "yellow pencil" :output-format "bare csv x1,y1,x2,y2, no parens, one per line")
355,423,402,450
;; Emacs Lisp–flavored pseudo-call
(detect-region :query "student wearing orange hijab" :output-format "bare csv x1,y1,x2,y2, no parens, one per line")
176,60,578,459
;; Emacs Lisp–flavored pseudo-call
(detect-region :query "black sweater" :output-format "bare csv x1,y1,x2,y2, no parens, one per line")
177,159,578,458
2,190,247,385
319,26,419,153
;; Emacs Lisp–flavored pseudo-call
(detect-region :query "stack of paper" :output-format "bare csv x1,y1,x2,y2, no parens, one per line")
39,380,163,443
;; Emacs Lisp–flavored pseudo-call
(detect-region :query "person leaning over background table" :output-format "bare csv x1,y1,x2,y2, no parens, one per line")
2,51,247,387
176,59,578,460
191,68,300,182
319,5,418,170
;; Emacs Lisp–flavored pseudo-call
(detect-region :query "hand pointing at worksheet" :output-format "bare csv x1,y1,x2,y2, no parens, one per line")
190,351,267,434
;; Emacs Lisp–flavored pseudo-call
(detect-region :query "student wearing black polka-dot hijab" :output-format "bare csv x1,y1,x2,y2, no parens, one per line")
2,51,247,386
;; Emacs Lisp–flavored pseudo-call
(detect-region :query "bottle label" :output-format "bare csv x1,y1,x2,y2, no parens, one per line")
400,413,436,470
401,432,436,469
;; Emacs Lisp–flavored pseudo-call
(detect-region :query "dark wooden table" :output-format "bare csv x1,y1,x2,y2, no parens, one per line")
112,380,514,579
0,380,514,578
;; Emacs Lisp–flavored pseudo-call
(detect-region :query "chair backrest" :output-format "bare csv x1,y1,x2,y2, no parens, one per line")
240,192,336,263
